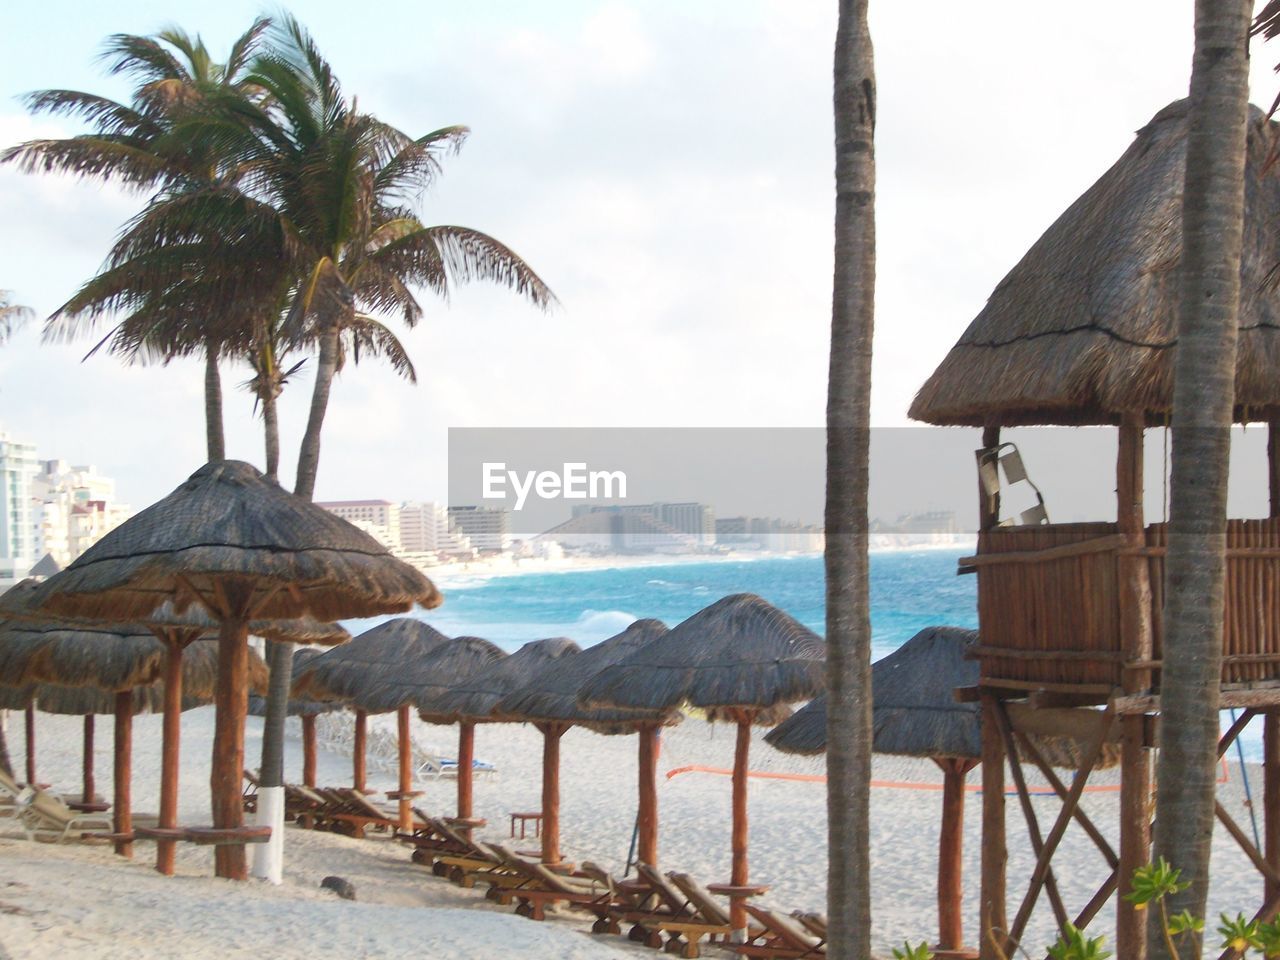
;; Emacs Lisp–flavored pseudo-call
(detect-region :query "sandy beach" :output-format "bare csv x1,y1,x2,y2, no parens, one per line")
0,706,1269,958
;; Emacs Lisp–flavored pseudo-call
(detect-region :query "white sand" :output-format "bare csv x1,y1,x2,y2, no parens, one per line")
0,707,1267,958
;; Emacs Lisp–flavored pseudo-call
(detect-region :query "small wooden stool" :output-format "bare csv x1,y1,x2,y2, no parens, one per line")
509,811,542,839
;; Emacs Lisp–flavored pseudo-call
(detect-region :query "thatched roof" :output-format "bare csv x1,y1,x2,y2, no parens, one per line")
492,620,682,734
33,460,441,622
765,626,1113,769
409,636,508,721
579,594,825,724
0,619,162,690
421,637,578,724
910,100,1280,427
292,618,452,712
0,684,33,709
32,683,159,715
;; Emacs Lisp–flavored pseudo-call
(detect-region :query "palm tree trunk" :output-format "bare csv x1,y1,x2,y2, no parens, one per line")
263,386,281,482
294,322,339,501
825,1,876,957
0,711,11,778
204,342,225,462
1148,0,1251,950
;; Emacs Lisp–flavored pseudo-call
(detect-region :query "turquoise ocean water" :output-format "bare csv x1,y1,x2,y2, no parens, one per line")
405,549,976,655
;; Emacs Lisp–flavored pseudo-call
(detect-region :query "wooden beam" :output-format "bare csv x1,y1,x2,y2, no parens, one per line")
156,641,183,876
397,705,413,833
979,694,1007,960
1267,712,1280,905
352,710,368,794
82,714,95,805
979,424,1000,531
1216,800,1280,886
301,714,317,789
113,690,133,860
993,703,1071,937
637,724,660,868
730,710,754,935
539,722,566,865
935,758,976,952
1013,730,1119,868
457,721,475,829
210,605,250,880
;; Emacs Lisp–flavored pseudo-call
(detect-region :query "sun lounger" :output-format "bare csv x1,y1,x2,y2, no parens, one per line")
733,904,826,958
484,843,616,922
416,753,497,779
658,871,739,957
18,787,113,843
242,769,259,813
790,913,827,942
0,769,32,818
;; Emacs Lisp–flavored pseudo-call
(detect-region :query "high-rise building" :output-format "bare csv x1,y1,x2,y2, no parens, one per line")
29,460,132,569
447,505,511,552
316,499,402,548
0,429,38,584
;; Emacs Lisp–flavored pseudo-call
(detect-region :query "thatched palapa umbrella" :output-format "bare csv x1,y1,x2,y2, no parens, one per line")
419,638,574,841
35,460,440,880
294,618,451,830
580,594,824,933
494,619,677,867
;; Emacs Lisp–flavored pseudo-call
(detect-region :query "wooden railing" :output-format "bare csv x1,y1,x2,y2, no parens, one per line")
968,518,1280,690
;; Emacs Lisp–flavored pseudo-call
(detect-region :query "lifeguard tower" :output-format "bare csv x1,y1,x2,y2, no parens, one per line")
911,99,1280,959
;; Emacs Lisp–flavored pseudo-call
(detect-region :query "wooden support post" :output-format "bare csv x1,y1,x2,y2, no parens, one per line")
979,424,1001,530
457,721,475,827
638,724,660,868
24,703,35,786
935,758,976,952
352,709,367,794
82,714,95,804
540,723,565,865
157,641,184,876
730,711,753,936
979,693,1007,960
1116,413,1153,960
301,714,317,788
210,605,250,881
397,705,412,833
113,690,133,859
1268,713,1280,905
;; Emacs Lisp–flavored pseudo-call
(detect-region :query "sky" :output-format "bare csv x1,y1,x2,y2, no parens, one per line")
0,1,1276,509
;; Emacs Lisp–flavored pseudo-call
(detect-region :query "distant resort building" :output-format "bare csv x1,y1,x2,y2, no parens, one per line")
715,515,824,553
447,505,511,553
0,428,38,585
315,498,402,548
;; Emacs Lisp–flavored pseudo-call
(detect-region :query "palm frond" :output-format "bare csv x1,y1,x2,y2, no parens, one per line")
0,293,32,346
340,314,417,382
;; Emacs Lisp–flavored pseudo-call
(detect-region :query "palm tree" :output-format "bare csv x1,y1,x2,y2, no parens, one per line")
826,1,875,957
1149,0,1253,952
170,16,555,813
3,19,272,460
0,291,32,345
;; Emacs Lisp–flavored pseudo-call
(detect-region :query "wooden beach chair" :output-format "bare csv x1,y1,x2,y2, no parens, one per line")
283,783,327,823
733,904,826,958
0,768,32,818
790,912,827,942
660,871,739,957
432,837,526,891
242,769,259,813
18,787,113,843
486,843,616,922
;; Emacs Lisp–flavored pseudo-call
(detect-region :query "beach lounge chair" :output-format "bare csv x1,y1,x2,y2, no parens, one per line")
18,787,113,843
790,913,827,942
0,768,32,818
416,753,497,779
733,904,826,958
242,769,259,813
660,871,738,957
432,837,526,890
486,843,616,922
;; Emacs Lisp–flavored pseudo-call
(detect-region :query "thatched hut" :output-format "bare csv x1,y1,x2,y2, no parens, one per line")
904,100,1280,956
33,460,440,881
419,638,574,837
294,618,452,829
580,594,824,931
493,619,677,866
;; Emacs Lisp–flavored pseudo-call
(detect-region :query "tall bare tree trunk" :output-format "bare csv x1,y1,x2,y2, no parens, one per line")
263,387,281,482
204,342,225,462
294,323,339,501
1149,0,1251,949
0,711,11,778
826,1,876,957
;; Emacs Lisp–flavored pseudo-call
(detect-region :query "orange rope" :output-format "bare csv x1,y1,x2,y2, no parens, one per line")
664,758,1230,793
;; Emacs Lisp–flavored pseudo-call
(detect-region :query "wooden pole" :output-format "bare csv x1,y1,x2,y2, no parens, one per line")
301,714,317,788
1117,413,1153,960
397,704,412,832
211,608,250,880
156,640,184,876
936,758,974,951
352,709,368,793
979,693,1007,960
113,690,133,859
979,424,1001,530
81,714,95,804
730,711,753,934
637,724,660,867
24,703,35,785
540,723,564,865
1267,422,1280,904
457,721,475,824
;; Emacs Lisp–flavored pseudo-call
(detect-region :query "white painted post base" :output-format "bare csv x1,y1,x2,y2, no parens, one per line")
251,785,285,884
